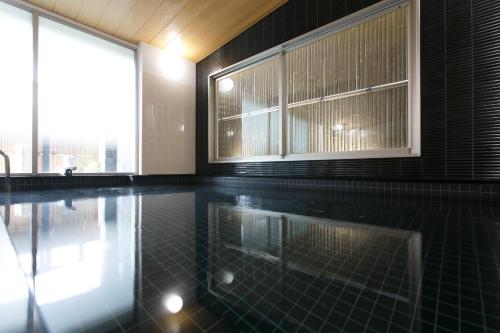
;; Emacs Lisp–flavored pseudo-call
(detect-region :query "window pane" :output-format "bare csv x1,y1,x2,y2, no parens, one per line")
288,86,407,153
216,58,279,159
286,6,408,154
38,18,136,173
0,3,32,173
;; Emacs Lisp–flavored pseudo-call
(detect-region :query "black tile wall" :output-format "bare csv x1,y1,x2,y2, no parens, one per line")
473,1,500,179
195,0,500,182
0,175,198,192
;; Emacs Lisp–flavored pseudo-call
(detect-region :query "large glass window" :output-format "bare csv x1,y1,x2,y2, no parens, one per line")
211,1,419,162
0,2,33,173
0,2,136,174
38,18,136,173
287,6,408,154
215,58,279,159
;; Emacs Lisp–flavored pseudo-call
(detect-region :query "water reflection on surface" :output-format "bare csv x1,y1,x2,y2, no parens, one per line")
204,203,422,332
0,219,34,333
0,187,497,332
6,197,136,332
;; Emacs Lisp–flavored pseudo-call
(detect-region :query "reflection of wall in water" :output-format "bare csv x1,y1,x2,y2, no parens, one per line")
140,192,197,299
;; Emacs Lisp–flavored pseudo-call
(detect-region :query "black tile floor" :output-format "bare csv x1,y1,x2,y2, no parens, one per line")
0,185,499,332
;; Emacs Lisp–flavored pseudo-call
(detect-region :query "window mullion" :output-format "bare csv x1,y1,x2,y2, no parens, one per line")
32,12,39,174
278,50,287,157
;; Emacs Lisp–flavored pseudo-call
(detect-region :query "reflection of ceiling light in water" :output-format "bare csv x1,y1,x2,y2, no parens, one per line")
333,124,344,131
163,294,183,314
219,78,234,92
218,270,235,285
226,130,234,137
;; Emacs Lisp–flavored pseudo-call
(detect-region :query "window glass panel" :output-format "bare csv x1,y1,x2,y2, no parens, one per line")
286,6,408,154
216,58,279,159
288,86,407,153
38,18,136,173
0,3,32,173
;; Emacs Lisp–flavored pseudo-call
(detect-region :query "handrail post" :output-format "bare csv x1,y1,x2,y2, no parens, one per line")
0,149,11,193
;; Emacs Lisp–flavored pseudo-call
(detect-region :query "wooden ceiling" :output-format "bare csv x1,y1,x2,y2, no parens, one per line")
25,0,287,62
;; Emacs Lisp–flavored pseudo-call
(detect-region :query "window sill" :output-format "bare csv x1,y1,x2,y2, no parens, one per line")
211,148,419,163
0,173,136,177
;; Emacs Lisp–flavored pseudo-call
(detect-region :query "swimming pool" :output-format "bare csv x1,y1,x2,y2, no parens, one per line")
0,185,498,332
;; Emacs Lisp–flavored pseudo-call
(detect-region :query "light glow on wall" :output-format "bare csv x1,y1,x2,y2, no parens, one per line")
160,50,186,82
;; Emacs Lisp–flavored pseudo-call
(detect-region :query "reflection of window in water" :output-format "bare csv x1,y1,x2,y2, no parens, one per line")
5,197,137,333
0,220,33,333
208,203,422,332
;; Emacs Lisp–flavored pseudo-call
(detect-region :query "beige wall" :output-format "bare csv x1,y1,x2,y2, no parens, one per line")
139,42,195,175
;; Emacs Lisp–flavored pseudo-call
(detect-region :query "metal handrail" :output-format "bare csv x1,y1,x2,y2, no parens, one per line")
0,149,11,193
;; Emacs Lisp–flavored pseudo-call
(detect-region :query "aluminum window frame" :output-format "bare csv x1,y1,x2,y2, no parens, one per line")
208,0,420,163
0,0,139,176
214,54,282,161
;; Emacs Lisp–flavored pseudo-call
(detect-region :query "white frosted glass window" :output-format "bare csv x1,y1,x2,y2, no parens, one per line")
0,3,33,173
38,18,136,173
215,58,279,159
210,2,419,163
287,6,408,154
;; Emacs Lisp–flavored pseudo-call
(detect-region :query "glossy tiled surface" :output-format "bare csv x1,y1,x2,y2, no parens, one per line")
1,185,499,332
0,217,44,333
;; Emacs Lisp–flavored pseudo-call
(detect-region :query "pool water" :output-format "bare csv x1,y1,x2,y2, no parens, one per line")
0,185,499,332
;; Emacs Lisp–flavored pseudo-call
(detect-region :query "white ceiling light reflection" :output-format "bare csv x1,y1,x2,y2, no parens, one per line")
333,124,344,131
163,294,183,314
217,270,234,285
219,78,234,92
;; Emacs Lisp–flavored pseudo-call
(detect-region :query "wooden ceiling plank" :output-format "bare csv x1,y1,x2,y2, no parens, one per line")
76,0,113,28
159,0,245,54
113,0,164,42
133,0,190,43
53,0,86,20
95,0,140,34
29,0,57,11
166,0,283,61
190,0,286,62
149,0,217,48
